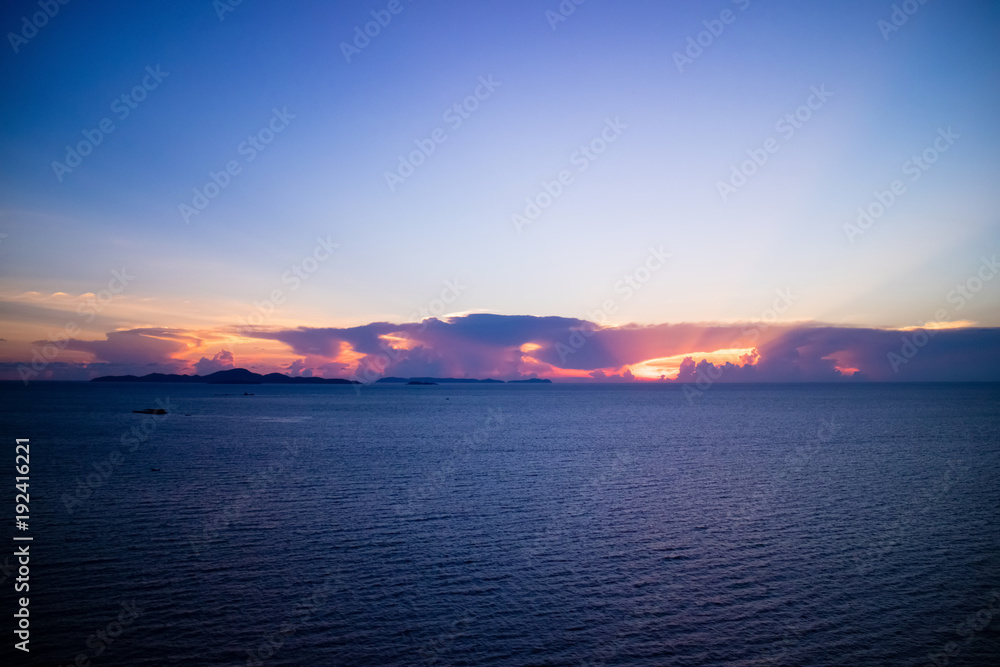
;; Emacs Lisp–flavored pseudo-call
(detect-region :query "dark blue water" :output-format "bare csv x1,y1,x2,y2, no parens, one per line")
2,382,999,666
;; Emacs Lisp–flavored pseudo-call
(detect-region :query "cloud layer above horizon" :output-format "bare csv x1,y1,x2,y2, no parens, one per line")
6,313,1000,384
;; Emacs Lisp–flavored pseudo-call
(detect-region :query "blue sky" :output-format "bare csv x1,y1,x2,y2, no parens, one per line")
1,0,999,380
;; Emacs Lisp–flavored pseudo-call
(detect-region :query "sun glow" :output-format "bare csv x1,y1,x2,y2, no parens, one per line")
379,333,418,350
896,320,977,331
625,347,759,380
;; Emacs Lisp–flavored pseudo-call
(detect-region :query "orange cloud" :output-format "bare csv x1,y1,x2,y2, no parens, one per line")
5,315,1000,383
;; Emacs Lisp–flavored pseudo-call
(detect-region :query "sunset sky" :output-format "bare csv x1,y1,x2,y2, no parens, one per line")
2,0,999,382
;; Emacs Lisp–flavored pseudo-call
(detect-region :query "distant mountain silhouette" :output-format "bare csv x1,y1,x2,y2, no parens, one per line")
91,368,360,384
376,377,505,384
507,378,552,383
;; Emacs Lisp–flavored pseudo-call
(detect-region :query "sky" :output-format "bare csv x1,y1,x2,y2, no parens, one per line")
1,0,999,382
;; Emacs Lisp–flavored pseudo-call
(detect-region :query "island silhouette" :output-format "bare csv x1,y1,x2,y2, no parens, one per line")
92,369,554,385
91,368,360,385
376,377,552,384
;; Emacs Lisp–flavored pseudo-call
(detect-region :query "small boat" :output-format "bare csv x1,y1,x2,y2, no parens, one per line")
132,408,167,415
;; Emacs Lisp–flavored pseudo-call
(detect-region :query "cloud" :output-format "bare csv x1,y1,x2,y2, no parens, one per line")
589,369,636,382
5,315,1000,382
55,329,197,366
245,315,570,380
674,325,1000,382
242,316,1000,382
0,298,120,331
241,316,773,380
3,328,200,380
194,349,235,375
286,359,312,377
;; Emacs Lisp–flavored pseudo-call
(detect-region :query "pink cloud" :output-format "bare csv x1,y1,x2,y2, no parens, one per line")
6,315,1000,382
194,349,235,375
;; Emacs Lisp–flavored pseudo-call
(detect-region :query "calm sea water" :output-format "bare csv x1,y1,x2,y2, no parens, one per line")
2,382,999,666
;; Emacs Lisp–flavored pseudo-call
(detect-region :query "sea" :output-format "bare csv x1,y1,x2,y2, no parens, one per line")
2,381,999,666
